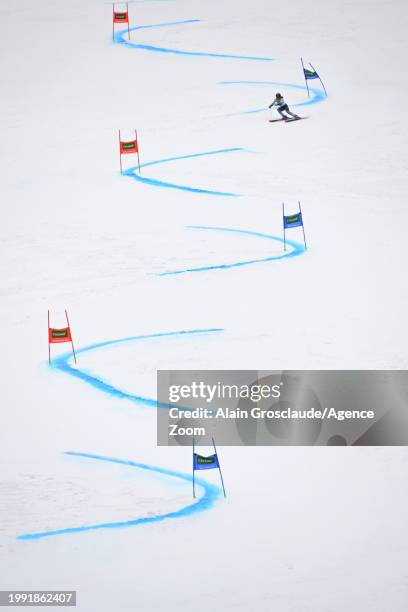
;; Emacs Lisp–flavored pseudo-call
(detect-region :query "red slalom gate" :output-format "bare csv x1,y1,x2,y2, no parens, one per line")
113,3,130,41
48,310,77,365
118,129,141,174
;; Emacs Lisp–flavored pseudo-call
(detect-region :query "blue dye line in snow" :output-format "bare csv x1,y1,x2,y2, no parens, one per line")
218,81,327,116
17,452,221,541
49,329,223,407
156,226,305,276
123,148,244,197
114,20,274,61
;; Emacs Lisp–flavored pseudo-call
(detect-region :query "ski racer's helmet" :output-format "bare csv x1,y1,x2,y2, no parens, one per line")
276,93,282,98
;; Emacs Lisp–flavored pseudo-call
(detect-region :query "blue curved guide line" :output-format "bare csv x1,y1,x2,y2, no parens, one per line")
114,20,274,61
156,226,305,276
123,148,243,196
218,81,327,116
50,328,223,407
17,452,221,541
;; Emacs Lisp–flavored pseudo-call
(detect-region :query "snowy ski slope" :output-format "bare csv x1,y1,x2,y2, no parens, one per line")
1,0,408,610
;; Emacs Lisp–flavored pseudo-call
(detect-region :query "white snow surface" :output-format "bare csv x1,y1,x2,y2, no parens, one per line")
1,0,408,610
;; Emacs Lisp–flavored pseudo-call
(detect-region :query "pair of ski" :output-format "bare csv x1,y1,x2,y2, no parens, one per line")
269,116,307,123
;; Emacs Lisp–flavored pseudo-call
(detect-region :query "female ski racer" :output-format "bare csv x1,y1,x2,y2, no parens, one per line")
268,93,299,120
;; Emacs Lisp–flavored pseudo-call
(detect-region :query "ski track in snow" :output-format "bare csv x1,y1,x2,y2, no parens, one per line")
155,226,304,276
18,452,221,541
114,20,274,61
19,17,326,542
123,148,243,196
218,81,326,116
52,329,223,408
